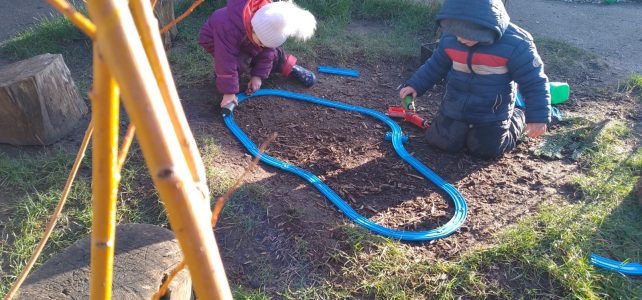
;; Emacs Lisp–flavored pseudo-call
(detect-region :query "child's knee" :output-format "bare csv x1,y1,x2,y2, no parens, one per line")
466,121,516,159
424,115,468,152
468,141,506,159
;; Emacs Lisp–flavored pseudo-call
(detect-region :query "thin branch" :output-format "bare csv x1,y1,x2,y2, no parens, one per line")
159,0,204,34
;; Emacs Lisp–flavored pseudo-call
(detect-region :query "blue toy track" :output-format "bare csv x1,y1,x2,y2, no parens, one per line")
317,66,360,77
224,89,467,241
590,254,642,276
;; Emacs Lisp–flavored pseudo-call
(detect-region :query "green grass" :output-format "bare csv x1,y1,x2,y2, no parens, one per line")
291,0,439,64
168,0,439,85
167,1,223,87
0,16,86,61
289,121,642,299
233,285,270,300
535,37,609,82
0,150,92,297
0,147,172,297
624,74,642,99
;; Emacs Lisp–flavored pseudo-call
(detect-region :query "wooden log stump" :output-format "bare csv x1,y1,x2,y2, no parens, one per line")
155,0,178,49
16,224,193,300
0,53,88,146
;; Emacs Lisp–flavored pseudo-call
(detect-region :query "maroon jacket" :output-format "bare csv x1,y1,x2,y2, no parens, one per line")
198,0,276,94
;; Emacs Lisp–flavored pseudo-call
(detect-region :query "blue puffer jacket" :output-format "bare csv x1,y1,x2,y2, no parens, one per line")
407,0,551,124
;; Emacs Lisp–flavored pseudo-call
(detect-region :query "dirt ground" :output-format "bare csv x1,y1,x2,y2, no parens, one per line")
0,0,641,297
183,47,637,291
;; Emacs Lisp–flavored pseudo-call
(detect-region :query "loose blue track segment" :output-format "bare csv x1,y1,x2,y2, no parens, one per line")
590,254,642,276
317,66,360,77
224,89,467,241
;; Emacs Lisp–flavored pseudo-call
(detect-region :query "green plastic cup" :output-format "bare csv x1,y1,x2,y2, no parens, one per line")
549,82,570,105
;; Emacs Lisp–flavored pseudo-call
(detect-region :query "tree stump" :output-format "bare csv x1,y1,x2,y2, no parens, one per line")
155,0,178,49
16,224,193,300
0,53,88,146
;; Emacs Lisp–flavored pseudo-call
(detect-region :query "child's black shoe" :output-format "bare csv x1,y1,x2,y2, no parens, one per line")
289,65,316,87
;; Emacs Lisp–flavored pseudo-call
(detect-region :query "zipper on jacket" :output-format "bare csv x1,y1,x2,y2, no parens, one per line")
463,44,480,115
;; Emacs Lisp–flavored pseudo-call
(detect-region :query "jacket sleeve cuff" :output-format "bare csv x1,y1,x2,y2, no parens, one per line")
406,80,428,96
250,69,271,79
524,108,552,124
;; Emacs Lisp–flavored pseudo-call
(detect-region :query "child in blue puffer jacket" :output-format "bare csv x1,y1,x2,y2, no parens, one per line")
400,0,551,159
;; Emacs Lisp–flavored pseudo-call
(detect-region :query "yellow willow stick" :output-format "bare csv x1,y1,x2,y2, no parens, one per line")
117,124,136,170
159,0,204,34
2,122,94,300
46,0,96,39
152,133,277,300
129,0,209,201
89,46,120,300
84,1,232,299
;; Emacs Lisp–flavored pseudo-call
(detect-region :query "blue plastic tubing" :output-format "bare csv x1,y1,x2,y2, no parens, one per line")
317,66,360,77
590,254,642,276
224,89,467,241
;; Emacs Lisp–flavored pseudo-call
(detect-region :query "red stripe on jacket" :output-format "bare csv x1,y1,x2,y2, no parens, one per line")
444,48,508,68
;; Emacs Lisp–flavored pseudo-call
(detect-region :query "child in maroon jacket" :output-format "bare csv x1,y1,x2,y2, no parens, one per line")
198,0,317,114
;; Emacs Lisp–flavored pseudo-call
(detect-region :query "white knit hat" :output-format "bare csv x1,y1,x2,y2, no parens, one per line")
251,1,316,48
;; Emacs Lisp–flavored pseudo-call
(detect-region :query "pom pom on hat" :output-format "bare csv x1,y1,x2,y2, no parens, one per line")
251,1,317,48
440,19,497,45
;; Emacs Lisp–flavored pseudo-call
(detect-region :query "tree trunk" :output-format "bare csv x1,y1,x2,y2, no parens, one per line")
0,53,88,146
155,0,178,49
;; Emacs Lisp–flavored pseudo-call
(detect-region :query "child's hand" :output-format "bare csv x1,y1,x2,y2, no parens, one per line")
525,123,547,138
399,86,417,102
221,94,238,108
246,76,262,95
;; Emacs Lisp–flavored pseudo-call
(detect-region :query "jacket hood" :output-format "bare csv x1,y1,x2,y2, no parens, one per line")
436,0,510,41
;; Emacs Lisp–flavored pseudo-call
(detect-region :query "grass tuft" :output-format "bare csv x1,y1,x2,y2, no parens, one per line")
292,0,439,64
0,15,86,61
233,285,270,300
0,151,92,297
624,73,642,99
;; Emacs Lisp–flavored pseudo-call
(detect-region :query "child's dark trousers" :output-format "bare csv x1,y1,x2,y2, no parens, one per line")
425,109,526,159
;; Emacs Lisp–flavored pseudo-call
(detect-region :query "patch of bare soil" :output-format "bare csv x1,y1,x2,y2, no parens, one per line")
176,48,639,294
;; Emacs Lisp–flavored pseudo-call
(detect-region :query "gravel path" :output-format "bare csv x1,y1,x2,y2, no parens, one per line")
0,0,56,43
506,0,642,75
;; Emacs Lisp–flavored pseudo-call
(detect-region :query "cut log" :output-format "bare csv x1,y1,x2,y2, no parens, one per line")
155,0,178,49
0,53,88,146
16,224,193,300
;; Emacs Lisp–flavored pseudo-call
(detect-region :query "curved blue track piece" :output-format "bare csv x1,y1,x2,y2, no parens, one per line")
590,254,642,276
224,89,467,241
